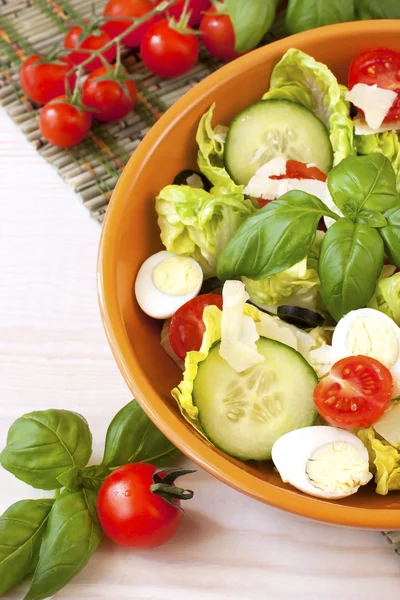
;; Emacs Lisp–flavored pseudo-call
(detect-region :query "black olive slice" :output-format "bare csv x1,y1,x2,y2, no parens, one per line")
277,305,324,328
173,169,211,192
200,277,223,295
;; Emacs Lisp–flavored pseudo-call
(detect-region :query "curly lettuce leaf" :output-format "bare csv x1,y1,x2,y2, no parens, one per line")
357,427,400,495
156,185,255,278
196,104,242,195
263,48,354,165
367,272,400,326
355,131,400,193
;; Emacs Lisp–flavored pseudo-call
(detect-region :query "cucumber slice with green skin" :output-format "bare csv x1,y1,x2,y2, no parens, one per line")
193,337,318,461
224,99,333,185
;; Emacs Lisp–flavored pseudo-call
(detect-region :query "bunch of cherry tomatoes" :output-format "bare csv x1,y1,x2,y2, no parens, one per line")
20,0,242,148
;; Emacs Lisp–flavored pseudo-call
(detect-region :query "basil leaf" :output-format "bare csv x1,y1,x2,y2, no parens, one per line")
356,0,400,19
217,190,335,281
286,0,355,34
225,0,278,53
328,154,399,221
24,489,102,600
102,400,178,469
57,465,111,492
379,206,400,267
319,219,384,321
0,499,54,596
356,209,387,228
0,410,92,490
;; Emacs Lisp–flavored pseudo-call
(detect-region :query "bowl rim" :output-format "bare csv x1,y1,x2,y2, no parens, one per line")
98,20,400,529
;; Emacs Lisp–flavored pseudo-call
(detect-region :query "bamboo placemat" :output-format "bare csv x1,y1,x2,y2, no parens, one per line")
1,0,400,549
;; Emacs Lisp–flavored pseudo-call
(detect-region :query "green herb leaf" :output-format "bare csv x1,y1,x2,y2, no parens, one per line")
319,219,384,321
285,0,356,34
0,499,54,596
355,0,400,19
356,209,388,228
328,154,399,221
24,489,102,600
217,190,336,281
225,0,278,53
102,400,178,469
0,409,92,490
379,206,400,267
57,465,111,492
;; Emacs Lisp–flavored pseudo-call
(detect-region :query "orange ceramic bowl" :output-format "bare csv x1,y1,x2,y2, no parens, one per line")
98,20,400,529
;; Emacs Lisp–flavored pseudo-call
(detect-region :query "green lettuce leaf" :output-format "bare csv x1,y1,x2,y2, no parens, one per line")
156,185,255,278
196,104,243,195
358,427,400,495
367,272,400,326
263,48,354,166
355,131,400,193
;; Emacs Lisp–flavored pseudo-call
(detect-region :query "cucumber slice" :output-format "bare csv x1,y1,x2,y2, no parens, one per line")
224,99,333,185
193,337,318,461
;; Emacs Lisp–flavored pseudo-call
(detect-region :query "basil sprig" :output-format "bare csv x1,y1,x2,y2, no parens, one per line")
218,154,400,321
225,0,279,53
0,400,179,599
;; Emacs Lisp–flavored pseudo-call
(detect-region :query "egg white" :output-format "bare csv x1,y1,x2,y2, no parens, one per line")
135,251,203,319
332,308,400,397
271,426,370,499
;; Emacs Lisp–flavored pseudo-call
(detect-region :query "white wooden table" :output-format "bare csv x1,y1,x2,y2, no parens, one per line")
1,107,400,600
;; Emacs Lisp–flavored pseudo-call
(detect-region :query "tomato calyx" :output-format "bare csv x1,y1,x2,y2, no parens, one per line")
209,0,227,14
167,0,200,35
150,467,196,509
92,42,140,95
48,75,98,114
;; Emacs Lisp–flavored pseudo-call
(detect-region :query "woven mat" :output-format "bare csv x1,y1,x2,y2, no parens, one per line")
1,1,400,550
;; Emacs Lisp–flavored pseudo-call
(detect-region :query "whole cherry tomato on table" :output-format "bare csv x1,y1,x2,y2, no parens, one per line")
97,463,195,549
348,47,400,122
199,6,241,62
103,0,161,48
39,95,92,148
313,355,393,429
19,54,76,105
82,64,137,122
64,21,116,71
140,18,199,78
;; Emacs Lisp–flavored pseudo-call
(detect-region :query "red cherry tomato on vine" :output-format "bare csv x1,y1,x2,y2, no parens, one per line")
199,6,241,62
39,96,92,148
103,0,161,48
97,463,192,549
140,19,199,78
348,48,400,123
82,65,137,122
258,160,327,208
64,22,116,71
169,293,223,360
313,355,393,429
19,55,76,105
166,0,211,27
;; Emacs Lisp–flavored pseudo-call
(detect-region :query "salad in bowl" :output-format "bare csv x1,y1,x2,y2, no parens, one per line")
133,45,400,503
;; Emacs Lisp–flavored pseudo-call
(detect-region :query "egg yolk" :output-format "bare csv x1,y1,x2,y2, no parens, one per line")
346,318,399,369
152,256,201,296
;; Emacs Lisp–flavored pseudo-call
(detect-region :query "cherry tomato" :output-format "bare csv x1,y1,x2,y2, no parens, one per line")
82,65,137,122
140,19,199,78
97,463,187,549
199,6,241,62
258,160,327,208
166,0,211,27
39,96,92,148
19,55,76,105
169,293,223,360
348,47,400,122
103,0,160,48
313,355,393,429
64,22,116,71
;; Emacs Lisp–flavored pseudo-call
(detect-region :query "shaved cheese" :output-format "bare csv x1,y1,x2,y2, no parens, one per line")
354,114,400,135
345,84,397,130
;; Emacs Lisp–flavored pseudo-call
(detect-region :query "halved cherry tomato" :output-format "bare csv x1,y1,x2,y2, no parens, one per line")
64,22,116,71
19,55,76,105
140,19,199,78
82,65,137,122
348,48,400,122
313,355,393,428
258,160,327,208
39,96,92,148
199,6,241,62
169,293,223,360
103,0,161,48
